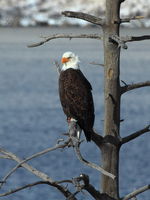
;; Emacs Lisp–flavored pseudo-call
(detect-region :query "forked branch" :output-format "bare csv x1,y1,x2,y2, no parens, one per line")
62,11,105,26
121,81,150,94
0,139,71,188
122,184,150,200
28,33,102,48
109,35,128,49
72,174,115,200
121,125,150,145
0,149,54,182
109,35,150,49
0,148,77,200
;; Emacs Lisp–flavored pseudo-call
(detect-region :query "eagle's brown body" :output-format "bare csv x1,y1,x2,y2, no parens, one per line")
59,68,95,141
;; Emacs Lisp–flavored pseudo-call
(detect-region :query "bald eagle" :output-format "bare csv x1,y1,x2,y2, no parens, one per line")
59,51,95,141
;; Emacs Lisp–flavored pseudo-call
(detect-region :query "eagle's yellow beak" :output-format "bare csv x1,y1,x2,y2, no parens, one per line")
61,57,70,63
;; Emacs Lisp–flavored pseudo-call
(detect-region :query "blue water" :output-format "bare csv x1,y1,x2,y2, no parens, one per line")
0,27,150,200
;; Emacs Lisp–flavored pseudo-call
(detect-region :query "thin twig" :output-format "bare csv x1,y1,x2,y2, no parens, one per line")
0,139,70,188
28,34,102,48
0,181,49,197
115,16,144,24
67,191,80,200
0,155,11,159
121,81,150,94
0,180,77,200
121,125,150,145
90,62,104,67
62,11,105,26
54,60,61,74
121,80,128,87
122,184,150,200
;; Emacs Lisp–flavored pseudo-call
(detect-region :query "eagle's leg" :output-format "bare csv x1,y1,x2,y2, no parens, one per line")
67,117,81,140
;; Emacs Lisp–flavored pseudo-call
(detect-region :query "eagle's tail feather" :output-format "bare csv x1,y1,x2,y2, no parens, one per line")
84,129,95,142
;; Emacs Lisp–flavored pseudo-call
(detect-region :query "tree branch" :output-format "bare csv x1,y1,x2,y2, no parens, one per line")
121,125,150,145
122,35,150,43
110,34,150,49
0,181,50,197
0,180,78,200
0,148,77,200
54,60,61,74
0,149,54,182
67,119,115,179
91,131,104,147
74,141,116,180
121,81,150,94
0,139,71,188
62,11,105,26
122,184,150,200
115,16,144,24
90,62,105,67
109,34,128,49
0,155,10,159
27,33,102,48
72,174,116,200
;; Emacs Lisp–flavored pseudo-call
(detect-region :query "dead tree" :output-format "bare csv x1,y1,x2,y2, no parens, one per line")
0,0,150,200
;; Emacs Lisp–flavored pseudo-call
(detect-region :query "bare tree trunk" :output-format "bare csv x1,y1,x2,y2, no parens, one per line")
101,0,121,198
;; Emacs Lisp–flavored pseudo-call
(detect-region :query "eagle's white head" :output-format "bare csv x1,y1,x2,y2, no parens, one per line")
61,51,80,71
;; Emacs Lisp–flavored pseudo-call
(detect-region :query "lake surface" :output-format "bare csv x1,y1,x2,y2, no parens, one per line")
0,27,150,200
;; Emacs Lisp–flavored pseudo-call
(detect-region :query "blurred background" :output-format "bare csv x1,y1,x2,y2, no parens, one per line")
0,0,150,27
0,0,150,200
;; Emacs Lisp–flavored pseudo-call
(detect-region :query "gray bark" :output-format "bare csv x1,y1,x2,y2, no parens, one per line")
101,0,121,198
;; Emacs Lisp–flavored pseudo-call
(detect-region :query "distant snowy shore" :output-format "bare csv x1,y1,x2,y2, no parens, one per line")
0,0,150,27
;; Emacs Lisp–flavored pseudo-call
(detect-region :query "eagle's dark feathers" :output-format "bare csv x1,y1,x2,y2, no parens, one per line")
59,68,95,141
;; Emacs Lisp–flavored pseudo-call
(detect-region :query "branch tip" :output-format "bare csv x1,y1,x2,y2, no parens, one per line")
121,125,150,145
115,16,144,24
62,11,105,26
122,184,150,200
